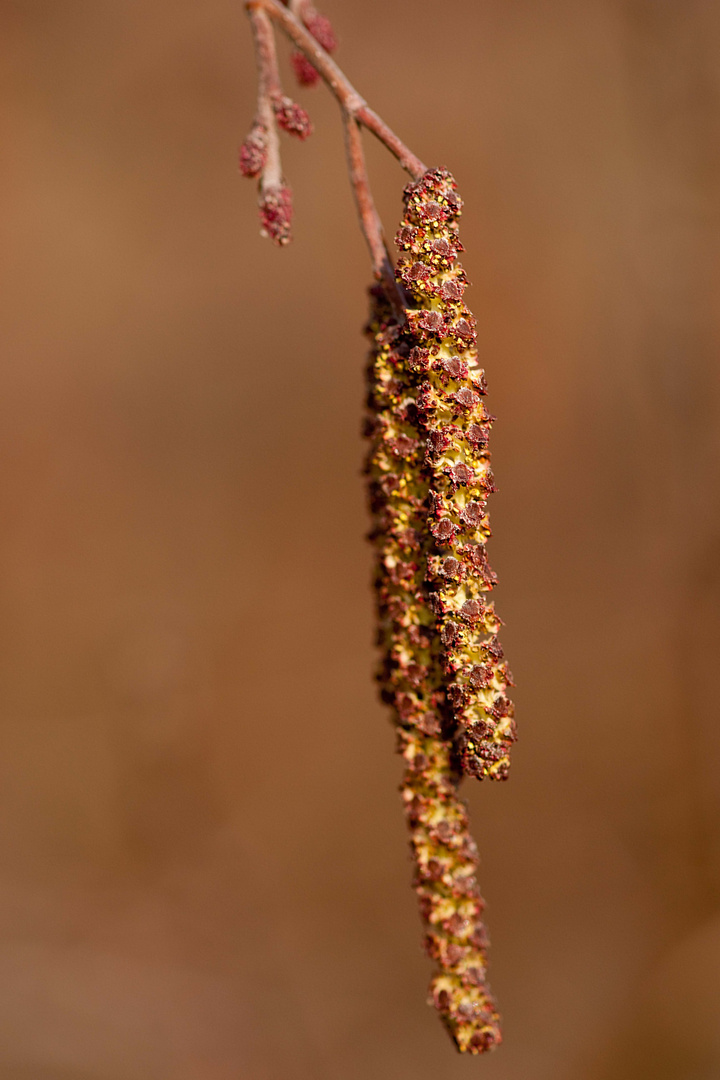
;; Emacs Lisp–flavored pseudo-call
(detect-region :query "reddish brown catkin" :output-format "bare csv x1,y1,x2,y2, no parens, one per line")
364,288,501,1054
395,170,516,782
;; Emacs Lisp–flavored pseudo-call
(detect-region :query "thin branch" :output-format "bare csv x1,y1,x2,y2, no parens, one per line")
343,113,404,313
246,0,427,180
247,5,282,189
354,104,427,180
248,3,281,97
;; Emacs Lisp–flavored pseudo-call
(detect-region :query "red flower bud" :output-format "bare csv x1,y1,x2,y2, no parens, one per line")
303,12,338,52
259,185,293,246
239,122,268,179
291,51,321,87
272,94,313,139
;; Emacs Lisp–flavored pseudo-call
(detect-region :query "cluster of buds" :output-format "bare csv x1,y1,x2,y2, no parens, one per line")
258,183,294,246
270,91,313,138
288,0,338,86
239,2,337,245
364,266,503,1053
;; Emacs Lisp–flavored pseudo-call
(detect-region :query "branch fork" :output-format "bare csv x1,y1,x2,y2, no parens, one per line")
240,0,427,308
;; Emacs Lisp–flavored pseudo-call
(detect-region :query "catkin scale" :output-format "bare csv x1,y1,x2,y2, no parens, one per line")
364,287,501,1054
395,170,516,782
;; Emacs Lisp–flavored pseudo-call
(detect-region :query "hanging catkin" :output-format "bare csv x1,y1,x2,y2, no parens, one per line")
364,286,501,1053
395,169,516,782
241,3,517,1051
363,283,442,741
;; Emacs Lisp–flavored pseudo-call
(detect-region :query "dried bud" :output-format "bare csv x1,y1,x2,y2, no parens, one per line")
259,185,293,246
272,94,313,139
239,122,268,178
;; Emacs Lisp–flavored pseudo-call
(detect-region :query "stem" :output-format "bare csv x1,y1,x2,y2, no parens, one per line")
355,104,426,179
246,0,427,180
248,5,282,188
343,113,404,312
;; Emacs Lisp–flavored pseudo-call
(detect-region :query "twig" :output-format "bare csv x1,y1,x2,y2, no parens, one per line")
343,113,404,312
246,0,427,180
247,6,282,190
245,0,425,295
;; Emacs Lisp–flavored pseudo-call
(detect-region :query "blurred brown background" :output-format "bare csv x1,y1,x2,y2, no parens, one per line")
1,0,719,1077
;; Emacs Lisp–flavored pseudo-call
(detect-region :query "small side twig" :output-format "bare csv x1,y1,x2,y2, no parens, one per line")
247,0,427,180
242,4,313,244
247,6,282,189
242,0,428,291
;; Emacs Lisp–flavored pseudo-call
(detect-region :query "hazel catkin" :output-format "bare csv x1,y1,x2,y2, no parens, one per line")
364,284,501,1054
395,169,516,782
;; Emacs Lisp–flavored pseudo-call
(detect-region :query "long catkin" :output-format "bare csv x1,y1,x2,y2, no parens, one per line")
241,3,514,1051
364,285,502,1053
395,169,516,782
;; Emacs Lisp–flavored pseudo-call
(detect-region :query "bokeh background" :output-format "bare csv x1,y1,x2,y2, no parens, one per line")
1,0,720,1077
